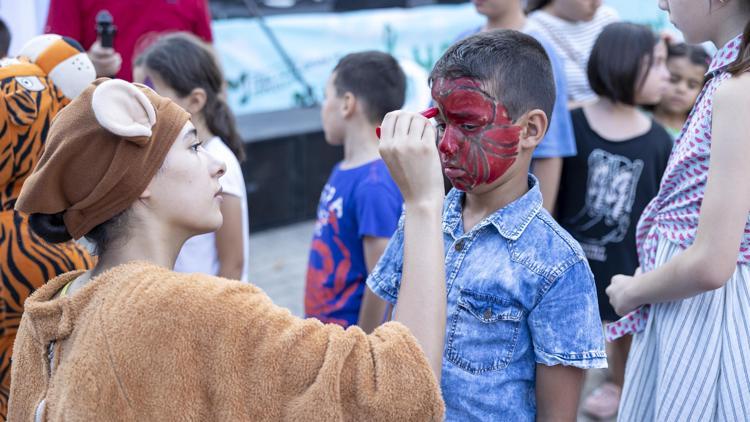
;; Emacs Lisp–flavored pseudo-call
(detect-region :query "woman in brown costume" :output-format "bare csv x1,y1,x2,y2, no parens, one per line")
8,78,447,421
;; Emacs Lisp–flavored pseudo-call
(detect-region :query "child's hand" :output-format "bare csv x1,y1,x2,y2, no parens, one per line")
606,274,640,316
379,111,443,209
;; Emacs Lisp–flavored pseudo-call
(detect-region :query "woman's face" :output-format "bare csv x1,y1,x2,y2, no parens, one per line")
658,0,737,44
635,40,670,105
144,121,226,236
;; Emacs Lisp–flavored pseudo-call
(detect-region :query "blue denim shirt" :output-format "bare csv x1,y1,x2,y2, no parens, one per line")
367,175,606,421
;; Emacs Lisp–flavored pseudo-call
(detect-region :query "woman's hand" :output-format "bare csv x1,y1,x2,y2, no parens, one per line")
606,274,641,316
378,111,443,210
380,110,447,382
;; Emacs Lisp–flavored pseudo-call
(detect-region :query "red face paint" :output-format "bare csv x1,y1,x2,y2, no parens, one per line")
432,77,522,192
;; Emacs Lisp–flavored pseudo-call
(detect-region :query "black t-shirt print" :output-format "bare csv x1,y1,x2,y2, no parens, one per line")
556,108,673,320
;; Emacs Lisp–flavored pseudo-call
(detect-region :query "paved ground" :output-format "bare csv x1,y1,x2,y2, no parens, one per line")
247,220,616,421
247,220,313,317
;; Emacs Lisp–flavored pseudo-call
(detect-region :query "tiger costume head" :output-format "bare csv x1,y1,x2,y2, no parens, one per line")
0,35,96,206
17,34,95,100
0,34,95,126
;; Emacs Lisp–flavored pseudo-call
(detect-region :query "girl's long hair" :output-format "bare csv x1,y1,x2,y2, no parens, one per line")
135,32,245,161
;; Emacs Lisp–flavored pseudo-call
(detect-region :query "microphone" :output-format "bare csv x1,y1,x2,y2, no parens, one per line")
95,10,117,48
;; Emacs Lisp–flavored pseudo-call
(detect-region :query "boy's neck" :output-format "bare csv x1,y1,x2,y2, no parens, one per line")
462,167,530,233
652,108,687,131
341,120,381,169
484,6,526,31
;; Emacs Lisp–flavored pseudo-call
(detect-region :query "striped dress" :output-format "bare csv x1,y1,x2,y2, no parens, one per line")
527,5,619,104
617,34,750,421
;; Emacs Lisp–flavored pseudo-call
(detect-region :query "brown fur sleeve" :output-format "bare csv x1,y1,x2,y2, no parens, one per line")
103,270,444,421
7,313,46,421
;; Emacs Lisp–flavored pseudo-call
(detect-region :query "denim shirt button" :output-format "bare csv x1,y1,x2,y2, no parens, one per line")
483,308,492,319
454,239,465,252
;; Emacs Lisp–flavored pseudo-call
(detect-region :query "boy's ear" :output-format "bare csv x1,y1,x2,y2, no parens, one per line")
516,109,548,150
340,91,356,119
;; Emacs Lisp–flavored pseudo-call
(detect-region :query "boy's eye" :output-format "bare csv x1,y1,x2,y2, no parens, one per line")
461,123,479,131
191,142,203,152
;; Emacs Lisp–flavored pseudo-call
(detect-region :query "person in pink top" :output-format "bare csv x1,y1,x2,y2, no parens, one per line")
605,0,750,420
44,0,213,81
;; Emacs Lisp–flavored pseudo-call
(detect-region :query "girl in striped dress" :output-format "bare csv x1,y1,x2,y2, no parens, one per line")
526,0,620,106
606,0,750,420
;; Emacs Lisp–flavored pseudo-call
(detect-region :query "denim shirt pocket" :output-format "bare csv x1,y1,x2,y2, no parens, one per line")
446,289,524,374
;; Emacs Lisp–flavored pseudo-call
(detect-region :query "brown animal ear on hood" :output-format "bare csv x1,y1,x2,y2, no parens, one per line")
91,79,157,146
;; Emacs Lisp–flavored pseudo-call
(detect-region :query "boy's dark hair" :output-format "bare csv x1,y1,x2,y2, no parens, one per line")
588,22,660,105
332,51,406,124
0,18,10,58
668,42,710,69
135,32,245,162
430,30,555,122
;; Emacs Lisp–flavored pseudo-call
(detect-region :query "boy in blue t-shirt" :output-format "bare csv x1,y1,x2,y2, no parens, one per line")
304,52,404,327
367,31,606,421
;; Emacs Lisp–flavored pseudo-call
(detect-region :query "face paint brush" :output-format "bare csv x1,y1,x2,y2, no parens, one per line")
375,107,440,138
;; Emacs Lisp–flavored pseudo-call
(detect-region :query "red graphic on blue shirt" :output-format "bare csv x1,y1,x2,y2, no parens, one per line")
305,208,362,327
305,161,403,327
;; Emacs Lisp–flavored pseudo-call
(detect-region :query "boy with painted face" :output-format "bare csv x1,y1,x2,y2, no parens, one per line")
368,30,606,421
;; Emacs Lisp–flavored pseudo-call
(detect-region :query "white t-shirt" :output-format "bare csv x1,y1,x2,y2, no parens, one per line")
527,5,619,103
174,136,250,282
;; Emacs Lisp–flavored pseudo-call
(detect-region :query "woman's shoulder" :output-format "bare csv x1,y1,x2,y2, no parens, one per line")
106,263,266,314
714,72,750,106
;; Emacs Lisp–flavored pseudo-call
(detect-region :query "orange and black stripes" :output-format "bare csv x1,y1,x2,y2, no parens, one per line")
0,73,94,418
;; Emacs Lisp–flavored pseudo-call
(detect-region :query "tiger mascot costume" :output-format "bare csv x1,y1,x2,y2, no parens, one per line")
0,35,96,417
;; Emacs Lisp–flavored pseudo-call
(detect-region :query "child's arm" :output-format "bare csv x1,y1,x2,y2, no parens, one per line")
536,364,585,422
533,157,563,214
607,75,750,315
215,195,245,280
358,236,392,333
379,110,447,381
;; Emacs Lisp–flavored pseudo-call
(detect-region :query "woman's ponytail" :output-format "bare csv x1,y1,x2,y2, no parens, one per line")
204,97,245,162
